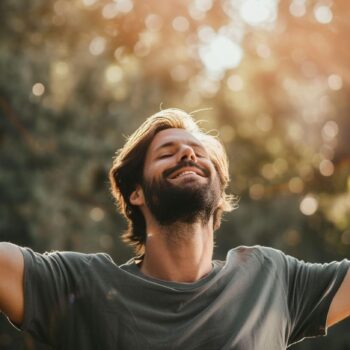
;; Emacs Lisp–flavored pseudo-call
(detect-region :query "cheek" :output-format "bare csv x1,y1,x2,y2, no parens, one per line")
205,160,217,176
209,163,223,187
143,162,166,183
145,157,177,178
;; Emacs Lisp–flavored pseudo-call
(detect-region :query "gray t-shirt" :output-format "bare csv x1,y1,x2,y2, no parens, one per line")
18,245,350,349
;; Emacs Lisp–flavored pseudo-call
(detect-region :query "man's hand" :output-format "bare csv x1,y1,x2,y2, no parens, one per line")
327,268,350,327
0,243,24,325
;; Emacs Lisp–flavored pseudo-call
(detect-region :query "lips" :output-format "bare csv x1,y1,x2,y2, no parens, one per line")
162,161,210,180
169,167,205,179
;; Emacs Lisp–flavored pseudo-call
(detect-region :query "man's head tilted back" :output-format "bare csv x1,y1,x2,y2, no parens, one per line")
109,108,237,254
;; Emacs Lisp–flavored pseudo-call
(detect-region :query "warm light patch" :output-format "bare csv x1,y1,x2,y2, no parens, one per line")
199,34,243,73
145,14,163,31
314,5,333,24
319,159,334,177
219,125,235,143
289,0,306,17
172,16,190,32
114,0,133,13
322,120,338,141
82,0,97,6
194,0,213,12
288,177,304,194
32,83,45,96
227,74,244,91
328,74,343,91
53,61,69,76
170,65,190,82
256,43,271,58
90,207,105,222
89,36,106,56
249,183,265,200
239,0,278,26
105,65,124,84
300,195,318,216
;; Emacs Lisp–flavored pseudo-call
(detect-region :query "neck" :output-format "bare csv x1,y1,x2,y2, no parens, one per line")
139,217,214,283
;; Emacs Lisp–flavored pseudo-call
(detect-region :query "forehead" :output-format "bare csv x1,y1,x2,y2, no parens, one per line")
148,128,205,153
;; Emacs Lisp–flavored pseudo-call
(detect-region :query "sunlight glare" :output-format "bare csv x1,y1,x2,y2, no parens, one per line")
239,0,278,26
194,0,213,12
314,5,333,24
289,0,306,17
328,74,343,91
113,0,133,13
82,0,97,6
102,4,119,19
89,36,106,56
172,16,190,32
199,34,243,73
105,65,123,84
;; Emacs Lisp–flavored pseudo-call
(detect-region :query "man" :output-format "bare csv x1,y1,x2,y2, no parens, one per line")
1,108,350,349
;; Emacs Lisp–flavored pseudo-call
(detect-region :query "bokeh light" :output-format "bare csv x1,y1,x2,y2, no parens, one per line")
89,207,105,222
314,5,333,24
322,120,339,141
288,177,304,194
199,34,243,74
328,74,343,91
319,159,334,177
32,83,45,96
300,195,319,216
172,16,190,32
89,36,106,56
289,0,306,17
105,65,124,84
227,74,244,91
239,0,278,26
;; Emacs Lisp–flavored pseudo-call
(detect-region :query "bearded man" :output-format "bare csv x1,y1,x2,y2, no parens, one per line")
1,108,350,349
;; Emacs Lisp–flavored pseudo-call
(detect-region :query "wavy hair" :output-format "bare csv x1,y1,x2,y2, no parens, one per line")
109,108,237,254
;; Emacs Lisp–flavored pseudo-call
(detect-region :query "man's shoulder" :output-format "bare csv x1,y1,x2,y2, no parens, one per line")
20,246,117,275
228,245,286,260
225,245,289,271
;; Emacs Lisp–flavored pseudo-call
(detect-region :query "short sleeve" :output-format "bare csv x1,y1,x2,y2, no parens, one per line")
260,247,350,346
19,247,94,345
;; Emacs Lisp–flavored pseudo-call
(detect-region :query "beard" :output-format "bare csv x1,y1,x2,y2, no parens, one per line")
141,161,221,226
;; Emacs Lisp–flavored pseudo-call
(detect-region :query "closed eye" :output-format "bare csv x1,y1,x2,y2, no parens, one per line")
195,152,208,159
158,154,173,159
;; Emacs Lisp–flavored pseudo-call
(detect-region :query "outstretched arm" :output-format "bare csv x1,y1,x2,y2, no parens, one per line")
0,242,24,325
327,267,350,327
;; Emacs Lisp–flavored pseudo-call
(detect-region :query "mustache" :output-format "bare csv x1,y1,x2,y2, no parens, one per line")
163,161,210,179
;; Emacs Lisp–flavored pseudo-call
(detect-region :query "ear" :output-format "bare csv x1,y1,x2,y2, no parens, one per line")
129,185,145,206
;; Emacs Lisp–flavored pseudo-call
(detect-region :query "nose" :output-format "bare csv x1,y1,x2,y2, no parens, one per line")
177,145,197,163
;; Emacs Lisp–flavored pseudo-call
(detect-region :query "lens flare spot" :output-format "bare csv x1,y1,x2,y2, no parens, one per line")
239,0,278,26
32,83,45,96
300,195,318,216
199,34,243,73
314,5,333,24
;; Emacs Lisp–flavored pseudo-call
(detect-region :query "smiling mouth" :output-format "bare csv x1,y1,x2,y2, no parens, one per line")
163,161,210,180
171,170,200,179
168,167,207,180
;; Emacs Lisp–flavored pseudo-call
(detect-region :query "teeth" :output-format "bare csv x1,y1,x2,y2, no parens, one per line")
175,171,196,178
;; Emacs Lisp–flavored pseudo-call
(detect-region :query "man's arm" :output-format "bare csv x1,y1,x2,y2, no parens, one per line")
327,267,350,327
0,242,24,325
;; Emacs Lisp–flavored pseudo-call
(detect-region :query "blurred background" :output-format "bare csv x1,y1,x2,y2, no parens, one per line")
1,0,350,348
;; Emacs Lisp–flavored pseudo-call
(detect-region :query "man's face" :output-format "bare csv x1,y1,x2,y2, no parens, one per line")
140,128,221,226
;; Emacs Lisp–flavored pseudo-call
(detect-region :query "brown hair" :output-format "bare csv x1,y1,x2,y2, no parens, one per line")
109,108,237,254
